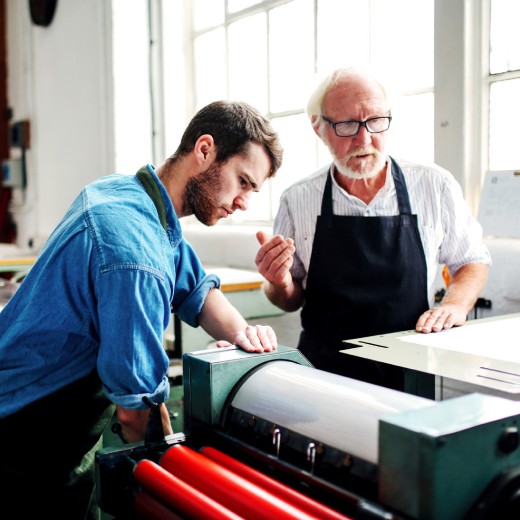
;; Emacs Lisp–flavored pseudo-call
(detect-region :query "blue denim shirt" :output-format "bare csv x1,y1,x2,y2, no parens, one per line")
0,165,219,418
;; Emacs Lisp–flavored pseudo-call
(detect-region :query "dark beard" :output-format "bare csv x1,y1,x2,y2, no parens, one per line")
183,163,224,226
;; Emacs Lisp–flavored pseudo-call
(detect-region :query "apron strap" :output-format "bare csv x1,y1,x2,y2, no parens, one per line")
136,165,168,232
321,167,334,216
390,156,413,215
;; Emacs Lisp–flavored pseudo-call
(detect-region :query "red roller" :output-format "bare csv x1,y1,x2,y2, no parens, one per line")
160,444,319,520
134,490,183,520
200,446,351,520
133,458,244,520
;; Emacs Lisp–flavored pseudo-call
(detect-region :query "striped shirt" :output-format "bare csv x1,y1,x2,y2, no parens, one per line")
273,158,491,306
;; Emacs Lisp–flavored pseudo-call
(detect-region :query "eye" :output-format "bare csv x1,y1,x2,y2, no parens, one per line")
239,176,248,187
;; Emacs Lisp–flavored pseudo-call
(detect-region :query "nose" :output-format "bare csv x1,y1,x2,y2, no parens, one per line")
352,124,372,147
233,191,251,211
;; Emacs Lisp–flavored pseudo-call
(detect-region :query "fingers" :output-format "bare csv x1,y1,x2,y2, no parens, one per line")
256,230,269,245
255,235,295,284
416,305,462,333
215,340,233,348
232,325,278,353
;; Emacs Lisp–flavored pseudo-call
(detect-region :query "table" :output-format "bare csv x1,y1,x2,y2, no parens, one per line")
342,312,520,400
0,256,36,274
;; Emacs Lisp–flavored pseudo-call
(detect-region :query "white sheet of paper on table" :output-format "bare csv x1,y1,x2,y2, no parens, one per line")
398,316,520,364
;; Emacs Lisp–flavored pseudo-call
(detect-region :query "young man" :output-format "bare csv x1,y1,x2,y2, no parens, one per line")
0,100,283,518
256,66,490,389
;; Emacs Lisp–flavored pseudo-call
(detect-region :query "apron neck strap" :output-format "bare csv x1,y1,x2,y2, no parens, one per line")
322,157,412,215
321,167,334,215
136,165,168,232
389,157,412,215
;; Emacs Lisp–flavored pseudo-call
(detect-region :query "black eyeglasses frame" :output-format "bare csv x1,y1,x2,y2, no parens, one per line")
321,115,392,137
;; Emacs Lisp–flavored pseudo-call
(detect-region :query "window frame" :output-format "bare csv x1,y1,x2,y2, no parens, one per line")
128,0,512,224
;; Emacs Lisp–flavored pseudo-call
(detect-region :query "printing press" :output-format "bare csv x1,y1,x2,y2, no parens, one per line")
96,345,520,519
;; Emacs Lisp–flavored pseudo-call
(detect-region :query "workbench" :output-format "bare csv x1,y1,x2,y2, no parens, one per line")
0,255,35,275
342,312,520,401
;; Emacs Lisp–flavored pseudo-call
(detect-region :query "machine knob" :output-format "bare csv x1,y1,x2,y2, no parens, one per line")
498,427,520,454
111,422,128,444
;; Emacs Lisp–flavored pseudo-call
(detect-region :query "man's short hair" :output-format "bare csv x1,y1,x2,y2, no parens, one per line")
173,100,283,177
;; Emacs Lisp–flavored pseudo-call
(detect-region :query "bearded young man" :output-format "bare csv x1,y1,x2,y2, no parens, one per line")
255,66,490,390
0,100,283,519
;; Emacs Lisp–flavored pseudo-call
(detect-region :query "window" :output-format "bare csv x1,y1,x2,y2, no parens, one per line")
113,1,515,222
187,0,434,223
488,0,520,171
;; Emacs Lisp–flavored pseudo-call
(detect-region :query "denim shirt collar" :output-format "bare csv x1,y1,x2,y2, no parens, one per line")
144,163,183,248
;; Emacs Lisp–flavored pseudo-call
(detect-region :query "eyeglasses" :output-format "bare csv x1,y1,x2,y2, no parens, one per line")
321,115,392,137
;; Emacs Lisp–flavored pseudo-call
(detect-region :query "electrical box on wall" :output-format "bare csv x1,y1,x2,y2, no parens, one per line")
11,121,31,149
2,159,24,188
3,120,31,190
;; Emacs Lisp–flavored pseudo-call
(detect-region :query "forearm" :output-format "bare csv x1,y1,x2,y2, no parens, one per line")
441,263,489,314
416,263,489,333
116,403,173,443
198,288,249,342
116,406,150,443
263,278,305,312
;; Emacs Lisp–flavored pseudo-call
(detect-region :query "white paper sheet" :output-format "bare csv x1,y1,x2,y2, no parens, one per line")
398,317,520,364
477,170,520,238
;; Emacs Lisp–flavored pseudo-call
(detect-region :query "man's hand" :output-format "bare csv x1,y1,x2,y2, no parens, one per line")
215,324,278,352
416,263,489,333
415,304,468,333
255,231,295,287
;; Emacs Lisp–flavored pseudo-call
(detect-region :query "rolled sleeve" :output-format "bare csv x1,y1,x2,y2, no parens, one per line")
170,239,221,327
105,374,170,410
439,175,492,272
175,273,220,327
96,267,172,409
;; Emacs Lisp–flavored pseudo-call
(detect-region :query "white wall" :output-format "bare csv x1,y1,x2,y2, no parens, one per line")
6,0,115,250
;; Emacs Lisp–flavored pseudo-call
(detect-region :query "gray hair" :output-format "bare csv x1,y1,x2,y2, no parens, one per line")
306,66,391,137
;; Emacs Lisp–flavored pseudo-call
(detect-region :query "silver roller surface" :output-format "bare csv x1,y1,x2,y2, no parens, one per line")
231,360,435,464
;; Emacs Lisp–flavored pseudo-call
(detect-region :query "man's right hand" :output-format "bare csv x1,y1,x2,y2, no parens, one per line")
255,231,295,287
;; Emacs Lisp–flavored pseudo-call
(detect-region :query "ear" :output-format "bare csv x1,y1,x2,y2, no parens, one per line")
194,134,215,165
310,115,322,138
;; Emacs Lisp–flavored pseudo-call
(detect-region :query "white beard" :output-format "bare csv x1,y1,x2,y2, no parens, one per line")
327,144,386,180
334,160,380,179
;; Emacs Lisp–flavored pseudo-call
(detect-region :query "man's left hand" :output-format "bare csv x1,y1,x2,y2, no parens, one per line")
215,324,278,352
415,304,468,333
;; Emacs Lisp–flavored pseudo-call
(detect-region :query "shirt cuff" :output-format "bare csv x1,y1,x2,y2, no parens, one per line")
177,273,221,327
105,375,170,409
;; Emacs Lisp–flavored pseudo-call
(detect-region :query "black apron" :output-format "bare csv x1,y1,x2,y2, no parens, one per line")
298,158,428,390
0,369,114,519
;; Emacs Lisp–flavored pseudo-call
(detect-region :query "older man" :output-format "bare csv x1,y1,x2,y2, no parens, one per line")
256,66,490,389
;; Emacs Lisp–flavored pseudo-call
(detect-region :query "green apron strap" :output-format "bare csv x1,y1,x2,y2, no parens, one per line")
136,165,168,232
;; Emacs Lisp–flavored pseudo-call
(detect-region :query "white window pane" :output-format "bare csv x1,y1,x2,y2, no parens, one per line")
387,92,434,164
317,1,369,74
490,0,520,74
228,13,268,112
162,1,188,155
489,79,520,170
192,0,224,32
112,0,152,173
228,0,262,13
270,114,319,216
269,0,315,113
193,28,227,109
370,0,434,92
